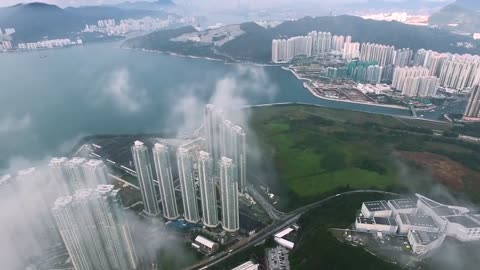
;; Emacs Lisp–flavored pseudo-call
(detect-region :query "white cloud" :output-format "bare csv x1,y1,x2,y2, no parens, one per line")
101,68,148,113
0,114,32,135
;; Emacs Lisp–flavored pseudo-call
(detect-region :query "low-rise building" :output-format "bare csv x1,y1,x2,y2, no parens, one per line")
408,230,445,255
415,194,479,241
231,261,259,270
388,198,418,215
193,235,219,254
355,216,398,234
274,237,294,250
361,200,393,218
444,215,480,241
396,213,439,234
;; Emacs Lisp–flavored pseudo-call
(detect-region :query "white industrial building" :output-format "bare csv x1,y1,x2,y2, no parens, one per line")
193,235,219,254
388,198,418,215
395,213,439,234
355,194,480,257
444,214,480,241
231,261,259,270
361,200,392,218
355,217,398,234
407,230,446,255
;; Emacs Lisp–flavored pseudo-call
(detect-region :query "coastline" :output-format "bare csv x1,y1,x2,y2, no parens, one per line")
282,66,410,111
124,46,281,67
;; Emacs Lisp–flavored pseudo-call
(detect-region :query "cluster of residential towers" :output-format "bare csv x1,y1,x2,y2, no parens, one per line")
0,158,138,270
48,157,138,270
131,104,247,232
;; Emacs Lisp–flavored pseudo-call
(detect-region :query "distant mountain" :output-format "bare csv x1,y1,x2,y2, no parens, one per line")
429,1,480,33
115,0,175,10
455,0,480,10
348,0,448,11
0,2,168,43
124,15,480,63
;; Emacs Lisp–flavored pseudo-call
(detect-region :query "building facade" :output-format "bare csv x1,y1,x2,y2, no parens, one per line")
197,151,219,227
177,147,200,223
152,143,180,220
131,140,160,216
219,157,239,232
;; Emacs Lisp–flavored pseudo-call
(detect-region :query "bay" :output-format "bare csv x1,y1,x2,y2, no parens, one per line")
0,41,461,170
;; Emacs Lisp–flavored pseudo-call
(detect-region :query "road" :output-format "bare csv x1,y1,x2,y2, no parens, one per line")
246,185,285,221
189,189,400,270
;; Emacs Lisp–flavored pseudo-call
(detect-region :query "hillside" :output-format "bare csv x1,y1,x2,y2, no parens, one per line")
124,15,480,63
429,0,480,33
0,3,168,43
115,0,175,10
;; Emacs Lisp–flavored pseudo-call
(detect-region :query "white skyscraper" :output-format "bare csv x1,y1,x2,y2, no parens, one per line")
394,48,413,67
177,147,200,223
360,43,395,66
197,151,219,227
49,157,71,196
83,159,109,188
53,186,138,270
343,42,360,60
91,185,138,270
152,143,179,220
234,125,247,192
65,157,87,192
219,157,239,232
465,85,480,119
392,66,437,97
131,140,160,216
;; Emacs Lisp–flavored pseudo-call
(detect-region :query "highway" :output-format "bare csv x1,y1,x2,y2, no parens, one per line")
189,189,400,270
246,185,285,221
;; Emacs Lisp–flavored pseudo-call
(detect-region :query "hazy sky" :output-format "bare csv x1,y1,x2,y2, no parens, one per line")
0,0,452,8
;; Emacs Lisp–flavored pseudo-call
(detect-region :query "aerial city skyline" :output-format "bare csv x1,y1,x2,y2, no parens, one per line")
130,104,247,232
2,0,480,269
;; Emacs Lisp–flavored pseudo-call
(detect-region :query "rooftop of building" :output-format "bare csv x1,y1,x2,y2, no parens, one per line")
375,217,398,226
416,194,442,208
357,217,375,224
432,206,461,217
388,198,417,210
17,167,36,176
363,200,391,212
194,235,217,249
399,213,438,228
446,215,480,229
410,230,443,245
231,261,259,270
357,216,397,226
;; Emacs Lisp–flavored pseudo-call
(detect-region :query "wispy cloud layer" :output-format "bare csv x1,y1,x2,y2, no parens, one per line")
0,114,32,135
101,68,149,113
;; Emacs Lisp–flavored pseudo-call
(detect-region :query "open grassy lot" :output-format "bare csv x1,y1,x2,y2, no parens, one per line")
248,104,480,210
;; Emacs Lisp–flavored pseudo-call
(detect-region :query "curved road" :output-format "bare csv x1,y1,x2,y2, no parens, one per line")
189,189,400,270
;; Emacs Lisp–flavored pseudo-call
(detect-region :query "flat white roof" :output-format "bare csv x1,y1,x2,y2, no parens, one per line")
134,140,144,147
274,237,294,249
195,236,216,249
274,227,294,238
231,261,259,270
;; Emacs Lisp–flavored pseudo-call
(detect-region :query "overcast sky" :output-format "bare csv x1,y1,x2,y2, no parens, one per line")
0,0,452,8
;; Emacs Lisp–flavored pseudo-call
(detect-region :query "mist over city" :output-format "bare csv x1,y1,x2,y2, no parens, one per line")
1,0,480,269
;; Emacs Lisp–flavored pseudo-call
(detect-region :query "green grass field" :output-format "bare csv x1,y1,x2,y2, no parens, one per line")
248,104,480,210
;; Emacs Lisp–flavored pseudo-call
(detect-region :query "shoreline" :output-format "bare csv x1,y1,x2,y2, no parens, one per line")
124,46,281,67
283,66,410,111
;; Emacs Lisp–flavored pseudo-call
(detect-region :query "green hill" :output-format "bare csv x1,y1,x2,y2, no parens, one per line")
0,2,167,43
124,15,480,63
429,0,480,33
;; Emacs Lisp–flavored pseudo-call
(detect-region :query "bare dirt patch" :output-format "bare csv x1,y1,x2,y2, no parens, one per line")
398,151,473,191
